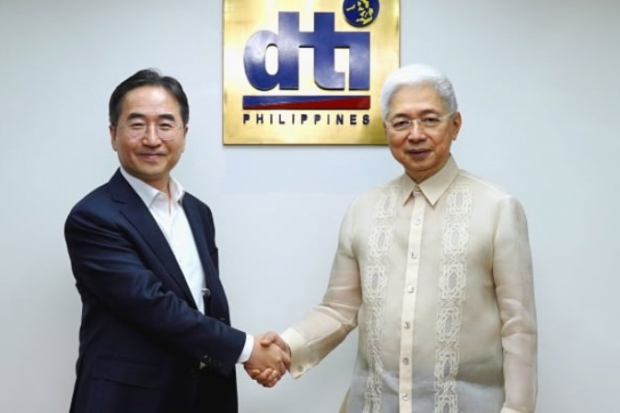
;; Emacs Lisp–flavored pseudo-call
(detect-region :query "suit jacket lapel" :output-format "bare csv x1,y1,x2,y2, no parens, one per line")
182,196,217,282
107,170,197,307
183,196,226,316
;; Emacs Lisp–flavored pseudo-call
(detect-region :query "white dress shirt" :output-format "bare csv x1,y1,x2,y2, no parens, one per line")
282,157,537,413
120,168,253,363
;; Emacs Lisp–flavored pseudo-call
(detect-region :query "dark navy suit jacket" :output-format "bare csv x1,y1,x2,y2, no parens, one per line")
65,170,246,413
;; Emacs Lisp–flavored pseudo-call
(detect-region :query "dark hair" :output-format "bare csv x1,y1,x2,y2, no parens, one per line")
108,69,190,128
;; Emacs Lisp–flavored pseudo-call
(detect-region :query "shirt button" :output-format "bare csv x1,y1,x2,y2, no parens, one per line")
403,393,409,401
202,287,211,297
403,322,411,329
403,358,409,365
407,286,415,294
413,218,421,226
410,251,417,260
297,366,304,373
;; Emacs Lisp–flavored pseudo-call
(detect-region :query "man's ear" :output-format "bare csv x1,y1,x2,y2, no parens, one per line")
181,125,188,152
109,125,118,151
451,112,462,141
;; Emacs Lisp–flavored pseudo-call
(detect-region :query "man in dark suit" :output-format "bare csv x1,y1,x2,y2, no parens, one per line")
65,69,288,413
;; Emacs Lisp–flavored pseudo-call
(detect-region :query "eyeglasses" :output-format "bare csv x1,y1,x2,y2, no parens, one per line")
121,120,183,141
384,112,454,132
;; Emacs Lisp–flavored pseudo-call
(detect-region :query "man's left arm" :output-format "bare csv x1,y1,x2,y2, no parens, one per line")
492,195,538,413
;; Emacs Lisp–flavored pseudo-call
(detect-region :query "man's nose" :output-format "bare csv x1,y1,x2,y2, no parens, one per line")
406,121,426,141
142,125,162,145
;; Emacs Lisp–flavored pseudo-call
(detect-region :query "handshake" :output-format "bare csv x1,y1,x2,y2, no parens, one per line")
243,331,291,388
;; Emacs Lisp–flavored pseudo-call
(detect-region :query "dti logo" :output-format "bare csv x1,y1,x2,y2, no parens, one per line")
242,2,380,111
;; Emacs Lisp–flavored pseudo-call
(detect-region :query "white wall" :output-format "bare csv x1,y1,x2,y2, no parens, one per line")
1,0,619,411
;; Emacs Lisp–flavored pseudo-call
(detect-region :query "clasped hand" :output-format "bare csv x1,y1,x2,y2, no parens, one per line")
243,331,291,388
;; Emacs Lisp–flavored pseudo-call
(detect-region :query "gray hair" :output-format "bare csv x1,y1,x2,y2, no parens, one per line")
380,64,458,120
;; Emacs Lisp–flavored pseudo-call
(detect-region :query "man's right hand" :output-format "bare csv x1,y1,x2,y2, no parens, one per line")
243,331,291,388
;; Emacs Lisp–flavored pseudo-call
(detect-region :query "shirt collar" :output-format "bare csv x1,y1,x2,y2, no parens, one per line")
119,167,185,207
398,156,460,206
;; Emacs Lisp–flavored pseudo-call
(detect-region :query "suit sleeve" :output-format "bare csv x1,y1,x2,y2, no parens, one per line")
282,198,362,378
492,195,538,413
65,204,245,376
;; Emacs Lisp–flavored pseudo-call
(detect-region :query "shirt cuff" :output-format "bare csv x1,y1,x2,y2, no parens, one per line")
237,333,254,364
281,328,311,378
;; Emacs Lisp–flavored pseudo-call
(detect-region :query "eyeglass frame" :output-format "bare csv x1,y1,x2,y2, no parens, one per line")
119,116,185,141
384,112,456,133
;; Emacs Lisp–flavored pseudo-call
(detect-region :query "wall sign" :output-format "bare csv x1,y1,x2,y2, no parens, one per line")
223,0,400,144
